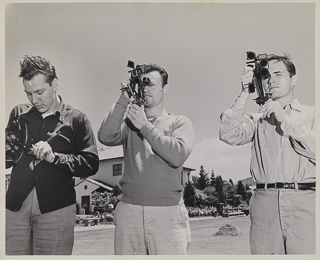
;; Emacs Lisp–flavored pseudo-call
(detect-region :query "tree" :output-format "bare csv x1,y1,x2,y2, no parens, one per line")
203,186,219,207
215,175,226,204
192,165,210,190
183,182,196,207
210,170,216,187
236,180,248,202
225,180,236,206
194,189,207,208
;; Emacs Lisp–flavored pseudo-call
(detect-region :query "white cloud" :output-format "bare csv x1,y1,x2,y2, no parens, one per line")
185,137,252,182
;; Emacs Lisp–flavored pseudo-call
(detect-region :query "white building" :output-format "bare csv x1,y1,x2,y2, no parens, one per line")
74,178,113,214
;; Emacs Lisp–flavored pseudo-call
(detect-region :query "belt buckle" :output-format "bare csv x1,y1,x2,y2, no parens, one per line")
283,182,294,189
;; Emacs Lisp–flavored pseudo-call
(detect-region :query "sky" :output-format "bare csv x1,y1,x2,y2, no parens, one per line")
3,1,316,183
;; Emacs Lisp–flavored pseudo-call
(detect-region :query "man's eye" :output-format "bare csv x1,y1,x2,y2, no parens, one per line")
37,91,44,95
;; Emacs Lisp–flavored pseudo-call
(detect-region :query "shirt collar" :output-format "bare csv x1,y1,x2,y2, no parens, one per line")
54,96,71,122
284,98,302,112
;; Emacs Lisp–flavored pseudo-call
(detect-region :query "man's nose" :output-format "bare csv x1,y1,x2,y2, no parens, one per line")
30,94,39,104
143,85,150,92
268,74,278,84
267,75,273,85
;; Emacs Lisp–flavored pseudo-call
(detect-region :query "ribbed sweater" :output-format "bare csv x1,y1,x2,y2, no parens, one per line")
98,95,195,206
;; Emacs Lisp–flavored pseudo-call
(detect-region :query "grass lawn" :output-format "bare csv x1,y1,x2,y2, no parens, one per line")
188,215,250,255
73,215,251,255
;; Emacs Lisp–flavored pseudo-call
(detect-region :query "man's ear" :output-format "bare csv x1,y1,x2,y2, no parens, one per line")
292,74,298,87
52,79,59,92
163,84,169,95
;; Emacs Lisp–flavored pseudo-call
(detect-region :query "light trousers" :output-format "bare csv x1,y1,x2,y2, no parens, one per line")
6,188,76,255
114,198,191,255
249,188,315,254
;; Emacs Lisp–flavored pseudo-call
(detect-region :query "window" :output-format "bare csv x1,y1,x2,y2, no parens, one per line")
113,164,122,176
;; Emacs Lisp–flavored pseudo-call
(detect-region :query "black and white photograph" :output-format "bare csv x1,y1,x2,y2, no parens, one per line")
2,0,318,258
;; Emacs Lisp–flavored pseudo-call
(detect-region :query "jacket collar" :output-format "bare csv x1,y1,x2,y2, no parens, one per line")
20,95,71,122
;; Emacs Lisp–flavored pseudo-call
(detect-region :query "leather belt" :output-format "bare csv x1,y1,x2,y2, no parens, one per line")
256,182,315,190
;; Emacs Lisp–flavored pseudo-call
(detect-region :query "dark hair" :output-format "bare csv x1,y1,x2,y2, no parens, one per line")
267,54,296,78
19,55,58,85
142,64,168,87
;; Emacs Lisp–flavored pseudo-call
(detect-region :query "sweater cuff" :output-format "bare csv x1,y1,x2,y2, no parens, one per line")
52,153,60,164
117,95,130,109
140,122,156,137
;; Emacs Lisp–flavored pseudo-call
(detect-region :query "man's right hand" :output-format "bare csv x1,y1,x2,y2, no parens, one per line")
240,66,254,94
229,66,252,111
120,79,130,99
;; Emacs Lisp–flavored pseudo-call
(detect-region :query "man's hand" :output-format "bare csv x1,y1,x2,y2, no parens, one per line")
32,141,55,163
241,66,254,94
258,100,288,123
120,79,131,99
126,103,149,130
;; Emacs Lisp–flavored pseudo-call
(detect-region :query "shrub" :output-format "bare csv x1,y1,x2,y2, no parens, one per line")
91,190,123,213
187,206,218,218
202,186,219,207
183,182,195,207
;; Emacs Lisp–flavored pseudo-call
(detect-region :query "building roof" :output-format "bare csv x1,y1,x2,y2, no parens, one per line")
183,166,196,171
75,178,113,191
98,145,123,161
91,179,114,189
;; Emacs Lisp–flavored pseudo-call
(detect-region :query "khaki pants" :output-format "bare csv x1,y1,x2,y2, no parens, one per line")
6,188,76,255
249,189,315,254
114,198,191,255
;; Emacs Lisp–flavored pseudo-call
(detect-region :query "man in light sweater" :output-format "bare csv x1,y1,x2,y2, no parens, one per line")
98,63,194,255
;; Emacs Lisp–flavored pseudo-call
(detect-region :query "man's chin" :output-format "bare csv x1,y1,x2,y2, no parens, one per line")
36,107,47,114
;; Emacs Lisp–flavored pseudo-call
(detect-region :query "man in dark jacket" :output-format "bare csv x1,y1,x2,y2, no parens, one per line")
5,55,99,255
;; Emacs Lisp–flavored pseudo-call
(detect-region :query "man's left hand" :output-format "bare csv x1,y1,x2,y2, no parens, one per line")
258,100,288,123
126,103,149,130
